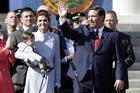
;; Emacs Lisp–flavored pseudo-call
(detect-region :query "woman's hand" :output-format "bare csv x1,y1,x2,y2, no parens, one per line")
0,32,3,39
58,1,68,19
3,34,13,51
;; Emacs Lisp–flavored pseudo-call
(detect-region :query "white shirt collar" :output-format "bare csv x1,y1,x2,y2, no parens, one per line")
37,30,50,36
94,26,105,39
22,25,30,31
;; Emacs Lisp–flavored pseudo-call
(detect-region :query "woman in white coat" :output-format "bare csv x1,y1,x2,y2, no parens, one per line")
24,10,61,93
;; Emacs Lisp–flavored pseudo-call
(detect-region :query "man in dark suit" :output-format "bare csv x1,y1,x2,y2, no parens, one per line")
104,10,135,93
11,7,35,93
58,1,126,93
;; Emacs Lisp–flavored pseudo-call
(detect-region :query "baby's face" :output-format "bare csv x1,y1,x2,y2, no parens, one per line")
26,38,35,47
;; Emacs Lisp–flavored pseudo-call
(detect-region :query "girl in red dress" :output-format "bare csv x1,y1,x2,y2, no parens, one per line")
0,34,16,93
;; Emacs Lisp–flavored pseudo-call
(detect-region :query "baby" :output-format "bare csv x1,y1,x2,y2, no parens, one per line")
15,31,53,72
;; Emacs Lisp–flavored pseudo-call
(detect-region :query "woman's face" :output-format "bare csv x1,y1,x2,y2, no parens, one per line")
37,15,49,34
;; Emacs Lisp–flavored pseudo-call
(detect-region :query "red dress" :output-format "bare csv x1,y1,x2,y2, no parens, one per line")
0,39,16,93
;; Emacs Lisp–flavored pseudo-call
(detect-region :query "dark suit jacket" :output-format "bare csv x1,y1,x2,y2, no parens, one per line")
11,27,33,91
113,31,135,89
60,22,126,88
119,32,135,68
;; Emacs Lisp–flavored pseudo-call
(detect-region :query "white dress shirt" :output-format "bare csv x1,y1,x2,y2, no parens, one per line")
65,38,75,55
94,26,104,39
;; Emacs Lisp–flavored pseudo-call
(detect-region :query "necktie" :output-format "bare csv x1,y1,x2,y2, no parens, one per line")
94,30,99,51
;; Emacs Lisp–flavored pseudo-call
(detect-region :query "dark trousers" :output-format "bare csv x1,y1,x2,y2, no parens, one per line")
73,70,112,93
73,71,93,93
112,88,126,93
16,90,24,93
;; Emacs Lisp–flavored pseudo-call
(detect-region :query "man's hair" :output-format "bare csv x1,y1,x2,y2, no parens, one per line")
106,10,118,19
22,31,34,42
36,10,50,22
21,7,34,16
88,6,105,21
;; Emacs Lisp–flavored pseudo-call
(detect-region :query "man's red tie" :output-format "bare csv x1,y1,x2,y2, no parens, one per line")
94,30,99,51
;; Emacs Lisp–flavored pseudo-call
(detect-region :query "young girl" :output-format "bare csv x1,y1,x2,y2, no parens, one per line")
0,34,16,93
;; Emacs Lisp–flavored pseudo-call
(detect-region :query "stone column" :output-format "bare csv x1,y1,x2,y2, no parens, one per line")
113,0,140,24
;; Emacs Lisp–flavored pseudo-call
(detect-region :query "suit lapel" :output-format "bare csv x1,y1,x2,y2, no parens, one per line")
20,27,25,35
96,26,110,52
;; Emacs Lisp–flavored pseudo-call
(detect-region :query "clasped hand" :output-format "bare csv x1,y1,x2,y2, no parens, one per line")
39,58,53,73
39,58,47,73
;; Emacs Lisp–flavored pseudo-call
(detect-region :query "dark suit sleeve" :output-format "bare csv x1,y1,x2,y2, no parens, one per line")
115,33,126,80
11,32,18,51
124,36,135,68
60,21,79,41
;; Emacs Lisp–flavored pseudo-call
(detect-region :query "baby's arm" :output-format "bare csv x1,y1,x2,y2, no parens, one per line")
15,48,30,61
15,46,42,65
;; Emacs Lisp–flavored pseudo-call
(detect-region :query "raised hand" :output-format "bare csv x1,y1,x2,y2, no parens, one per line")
58,1,68,18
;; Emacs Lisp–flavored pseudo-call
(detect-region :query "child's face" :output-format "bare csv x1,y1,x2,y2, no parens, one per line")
26,38,35,47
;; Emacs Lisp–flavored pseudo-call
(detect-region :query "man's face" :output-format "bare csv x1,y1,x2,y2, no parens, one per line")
88,10,104,29
20,11,34,27
6,12,17,27
104,13,118,30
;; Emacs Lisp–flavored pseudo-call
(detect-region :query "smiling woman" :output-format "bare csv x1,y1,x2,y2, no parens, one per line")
23,10,61,93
